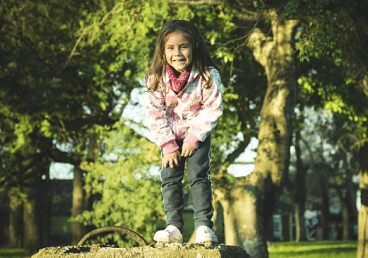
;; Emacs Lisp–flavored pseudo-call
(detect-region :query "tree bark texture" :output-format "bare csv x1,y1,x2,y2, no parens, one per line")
293,130,307,242
8,188,23,248
23,182,41,255
358,143,368,258
71,166,88,245
319,169,329,240
214,201,225,244
215,17,298,258
294,202,305,242
71,132,98,245
39,178,52,247
335,167,357,241
341,201,349,240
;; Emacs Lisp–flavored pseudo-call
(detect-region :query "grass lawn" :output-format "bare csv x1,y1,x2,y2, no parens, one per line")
269,241,357,258
0,248,31,258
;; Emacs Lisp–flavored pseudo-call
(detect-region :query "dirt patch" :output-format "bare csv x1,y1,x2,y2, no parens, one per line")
31,242,251,258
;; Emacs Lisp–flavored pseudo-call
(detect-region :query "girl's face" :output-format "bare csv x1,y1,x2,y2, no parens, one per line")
164,30,193,73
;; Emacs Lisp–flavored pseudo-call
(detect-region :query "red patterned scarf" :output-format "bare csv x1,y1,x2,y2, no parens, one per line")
166,64,192,96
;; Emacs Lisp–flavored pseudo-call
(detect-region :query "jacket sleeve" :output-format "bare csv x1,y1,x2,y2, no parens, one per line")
185,69,223,146
144,79,179,154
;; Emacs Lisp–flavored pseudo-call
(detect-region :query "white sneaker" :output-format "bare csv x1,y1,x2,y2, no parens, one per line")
195,226,218,243
153,225,183,242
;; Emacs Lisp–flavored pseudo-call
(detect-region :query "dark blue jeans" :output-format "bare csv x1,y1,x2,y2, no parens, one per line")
160,135,214,233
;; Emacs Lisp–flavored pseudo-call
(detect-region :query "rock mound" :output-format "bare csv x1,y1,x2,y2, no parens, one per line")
32,242,251,258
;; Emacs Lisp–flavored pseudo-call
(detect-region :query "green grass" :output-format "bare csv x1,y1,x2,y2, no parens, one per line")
269,241,357,258
0,248,31,258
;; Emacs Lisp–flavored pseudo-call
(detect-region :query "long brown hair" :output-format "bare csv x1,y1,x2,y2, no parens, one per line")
146,20,219,91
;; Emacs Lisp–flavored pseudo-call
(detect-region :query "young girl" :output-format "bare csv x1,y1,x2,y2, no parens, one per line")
144,20,223,243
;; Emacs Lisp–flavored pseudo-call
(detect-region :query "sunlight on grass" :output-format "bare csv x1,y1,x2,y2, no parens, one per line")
269,241,357,258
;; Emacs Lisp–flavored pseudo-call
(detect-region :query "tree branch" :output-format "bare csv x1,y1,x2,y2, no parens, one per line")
299,133,315,165
224,133,252,165
49,148,83,165
246,28,271,67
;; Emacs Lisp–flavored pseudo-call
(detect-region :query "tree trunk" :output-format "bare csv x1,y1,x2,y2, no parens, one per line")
362,75,368,97
71,132,99,245
319,171,329,240
336,167,357,241
216,181,265,250
216,16,298,258
39,177,52,247
71,166,87,245
287,183,306,242
293,130,307,242
214,201,225,244
341,200,349,240
295,202,305,242
23,181,41,255
8,188,23,248
358,143,368,258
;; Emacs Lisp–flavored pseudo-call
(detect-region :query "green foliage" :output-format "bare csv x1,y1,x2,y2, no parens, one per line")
297,53,368,148
282,0,367,144
73,0,196,77
74,120,163,246
193,5,237,65
281,0,339,19
296,22,344,63
0,0,186,191
293,2,368,146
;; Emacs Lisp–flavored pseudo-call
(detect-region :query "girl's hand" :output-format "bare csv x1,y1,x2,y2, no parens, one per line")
163,150,181,168
181,142,196,157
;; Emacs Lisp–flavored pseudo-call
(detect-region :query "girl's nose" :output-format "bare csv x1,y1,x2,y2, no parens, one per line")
174,48,182,55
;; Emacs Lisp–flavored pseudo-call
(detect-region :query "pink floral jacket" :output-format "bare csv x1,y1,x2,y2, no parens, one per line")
144,66,223,154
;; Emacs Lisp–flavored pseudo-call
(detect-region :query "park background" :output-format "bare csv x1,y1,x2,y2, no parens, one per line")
0,0,367,258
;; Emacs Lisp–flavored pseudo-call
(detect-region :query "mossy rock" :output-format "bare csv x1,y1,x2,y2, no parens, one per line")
32,242,251,258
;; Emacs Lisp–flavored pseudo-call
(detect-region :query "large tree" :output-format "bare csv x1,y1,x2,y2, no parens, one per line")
216,18,298,257
169,2,298,256
0,0,145,251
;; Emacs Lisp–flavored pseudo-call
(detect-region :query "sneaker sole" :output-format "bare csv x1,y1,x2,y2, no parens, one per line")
196,237,219,243
154,234,183,243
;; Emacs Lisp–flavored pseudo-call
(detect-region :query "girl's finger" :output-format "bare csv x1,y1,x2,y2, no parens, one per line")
163,158,169,168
